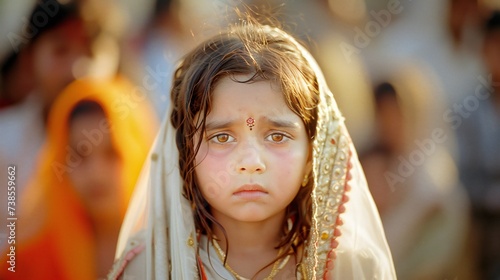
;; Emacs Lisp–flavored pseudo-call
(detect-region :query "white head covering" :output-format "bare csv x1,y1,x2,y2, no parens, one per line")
108,23,396,280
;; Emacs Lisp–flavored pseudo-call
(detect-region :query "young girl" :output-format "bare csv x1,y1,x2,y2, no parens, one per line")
0,77,157,280
108,19,396,279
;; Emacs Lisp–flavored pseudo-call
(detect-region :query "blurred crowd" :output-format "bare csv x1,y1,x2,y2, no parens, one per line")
0,0,499,279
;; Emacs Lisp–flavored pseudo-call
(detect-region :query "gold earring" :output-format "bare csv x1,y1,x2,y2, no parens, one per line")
301,174,309,187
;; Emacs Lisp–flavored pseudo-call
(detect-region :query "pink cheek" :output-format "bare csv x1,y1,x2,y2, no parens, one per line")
272,151,304,173
203,181,224,199
197,158,232,200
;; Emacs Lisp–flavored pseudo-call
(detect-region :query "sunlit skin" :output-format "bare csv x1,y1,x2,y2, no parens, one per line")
67,111,123,278
194,75,311,278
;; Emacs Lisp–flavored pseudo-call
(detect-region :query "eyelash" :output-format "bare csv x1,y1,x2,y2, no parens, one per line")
265,132,291,143
208,133,235,144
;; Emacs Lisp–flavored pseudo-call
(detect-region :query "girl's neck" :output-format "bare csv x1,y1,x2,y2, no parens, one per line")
210,211,291,279
211,211,285,255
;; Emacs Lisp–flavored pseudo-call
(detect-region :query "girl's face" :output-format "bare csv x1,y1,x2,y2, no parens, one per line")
194,75,312,224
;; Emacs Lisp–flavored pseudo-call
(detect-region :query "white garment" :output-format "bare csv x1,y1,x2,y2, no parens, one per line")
0,94,45,252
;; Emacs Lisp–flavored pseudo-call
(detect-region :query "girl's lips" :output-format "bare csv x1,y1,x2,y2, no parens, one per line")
233,184,267,193
233,184,268,199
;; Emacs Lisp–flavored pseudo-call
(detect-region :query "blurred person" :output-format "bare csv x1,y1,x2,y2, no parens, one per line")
121,0,243,120
447,0,499,48
360,1,485,123
456,11,500,279
448,0,482,47
121,0,193,120
0,77,157,279
360,65,472,279
0,0,121,252
0,1,35,109
0,49,35,109
307,0,377,152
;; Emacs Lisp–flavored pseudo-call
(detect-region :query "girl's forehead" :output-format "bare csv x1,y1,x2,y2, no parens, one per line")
202,76,303,129
210,77,288,112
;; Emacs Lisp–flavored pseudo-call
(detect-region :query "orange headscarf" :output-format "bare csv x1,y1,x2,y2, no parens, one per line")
1,77,158,280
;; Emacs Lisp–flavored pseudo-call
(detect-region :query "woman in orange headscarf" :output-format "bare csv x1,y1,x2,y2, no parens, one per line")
1,77,157,279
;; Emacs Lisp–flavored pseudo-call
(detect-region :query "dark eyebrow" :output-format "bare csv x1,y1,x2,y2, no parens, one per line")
205,117,300,131
265,117,301,130
204,119,236,131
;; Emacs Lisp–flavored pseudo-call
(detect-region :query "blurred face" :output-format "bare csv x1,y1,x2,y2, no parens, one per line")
483,30,500,86
194,76,312,224
32,18,91,109
2,50,35,103
448,0,480,43
68,111,123,220
376,95,405,153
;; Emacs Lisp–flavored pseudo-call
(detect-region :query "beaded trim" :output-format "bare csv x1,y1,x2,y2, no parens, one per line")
303,84,351,278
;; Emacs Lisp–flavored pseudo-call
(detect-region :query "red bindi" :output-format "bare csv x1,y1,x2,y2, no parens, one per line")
246,117,255,130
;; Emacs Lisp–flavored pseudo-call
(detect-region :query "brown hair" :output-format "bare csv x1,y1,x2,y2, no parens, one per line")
170,19,319,276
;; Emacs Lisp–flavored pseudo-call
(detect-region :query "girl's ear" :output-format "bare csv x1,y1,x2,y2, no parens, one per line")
305,144,313,176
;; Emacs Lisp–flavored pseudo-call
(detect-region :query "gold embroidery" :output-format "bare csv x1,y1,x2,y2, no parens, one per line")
304,87,351,278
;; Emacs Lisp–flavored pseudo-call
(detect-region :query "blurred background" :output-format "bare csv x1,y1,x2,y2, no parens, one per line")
0,0,499,279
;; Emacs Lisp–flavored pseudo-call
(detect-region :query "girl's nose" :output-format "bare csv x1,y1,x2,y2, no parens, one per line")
236,144,266,174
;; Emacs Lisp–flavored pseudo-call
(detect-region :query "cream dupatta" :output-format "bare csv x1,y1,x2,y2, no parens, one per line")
108,26,396,279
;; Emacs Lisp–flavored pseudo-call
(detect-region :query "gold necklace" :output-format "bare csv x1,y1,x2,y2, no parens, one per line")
212,238,290,280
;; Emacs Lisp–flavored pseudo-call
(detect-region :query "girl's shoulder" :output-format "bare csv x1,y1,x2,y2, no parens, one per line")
107,231,147,280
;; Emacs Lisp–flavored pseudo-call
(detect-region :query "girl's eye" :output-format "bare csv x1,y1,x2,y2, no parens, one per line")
271,134,283,142
266,133,289,143
216,134,229,143
209,133,235,144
